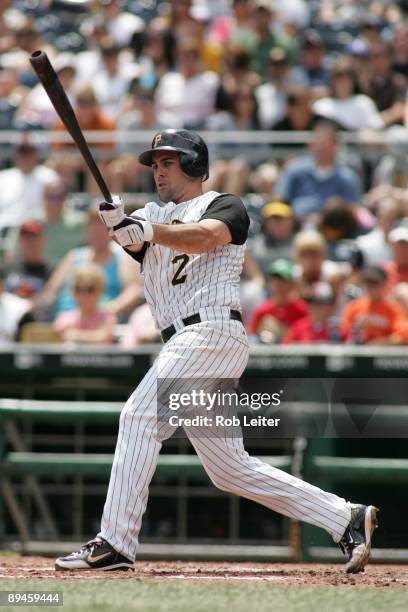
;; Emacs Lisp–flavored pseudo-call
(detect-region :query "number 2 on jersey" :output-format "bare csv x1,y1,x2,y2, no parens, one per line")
171,254,189,286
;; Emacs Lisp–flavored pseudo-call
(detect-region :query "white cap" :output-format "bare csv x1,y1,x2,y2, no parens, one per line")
389,225,408,243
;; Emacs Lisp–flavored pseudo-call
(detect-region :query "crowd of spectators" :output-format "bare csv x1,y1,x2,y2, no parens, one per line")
0,0,407,347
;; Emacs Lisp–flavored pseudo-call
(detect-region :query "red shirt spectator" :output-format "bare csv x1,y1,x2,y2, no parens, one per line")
248,259,307,342
283,281,349,344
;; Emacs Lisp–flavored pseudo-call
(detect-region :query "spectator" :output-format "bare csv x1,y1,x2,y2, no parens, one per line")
247,200,298,276
0,263,32,345
291,29,330,91
205,82,268,195
35,208,144,320
392,283,408,343
252,1,297,78
16,53,76,129
275,122,360,218
356,197,402,267
154,38,219,129
273,85,319,132
342,266,406,345
256,47,295,128
0,68,22,129
248,259,308,342
5,220,51,300
373,126,408,189
50,85,116,193
319,197,359,263
42,180,87,269
101,0,145,49
138,21,175,90
54,263,117,345
385,224,408,291
392,22,408,78
312,58,384,130
362,41,407,126
215,44,261,110
293,229,344,293
92,36,135,121
0,142,59,234
208,0,257,53
283,281,347,344
121,303,159,348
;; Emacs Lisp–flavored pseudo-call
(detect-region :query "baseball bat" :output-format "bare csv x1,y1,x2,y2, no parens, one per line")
30,50,112,203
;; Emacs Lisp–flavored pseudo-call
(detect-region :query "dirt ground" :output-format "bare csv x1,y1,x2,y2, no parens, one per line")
1,556,407,589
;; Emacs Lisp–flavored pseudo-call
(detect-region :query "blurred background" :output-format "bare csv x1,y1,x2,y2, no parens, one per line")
0,0,407,564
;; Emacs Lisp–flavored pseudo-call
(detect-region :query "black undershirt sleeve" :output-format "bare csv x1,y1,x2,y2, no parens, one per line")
123,242,148,264
199,193,250,245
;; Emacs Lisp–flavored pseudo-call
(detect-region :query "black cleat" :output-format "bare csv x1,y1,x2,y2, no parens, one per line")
339,504,379,574
55,537,133,571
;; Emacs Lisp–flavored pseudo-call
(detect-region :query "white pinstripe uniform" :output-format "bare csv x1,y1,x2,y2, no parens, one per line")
98,190,351,561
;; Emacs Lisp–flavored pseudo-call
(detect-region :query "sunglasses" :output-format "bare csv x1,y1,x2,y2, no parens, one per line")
74,285,98,294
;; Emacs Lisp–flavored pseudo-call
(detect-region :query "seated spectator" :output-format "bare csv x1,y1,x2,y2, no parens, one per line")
34,208,144,320
101,0,145,49
215,44,261,111
247,201,298,277
205,83,268,195
0,68,22,129
361,41,407,126
283,281,347,344
392,22,408,78
385,224,408,291
208,0,257,53
154,37,219,129
356,196,402,267
92,36,135,122
273,85,319,133
342,266,406,345
42,180,87,269
137,20,175,91
121,302,159,348
275,122,360,218
256,47,297,128
373,126,408,189
111,88,165,193
293,230,345,294
312,58,384,130
392,283,408,343
16,53,76,129
0,263,32,345
290,29,330,92
5,220,51,299
0,142,59,235
252,1,298,79
54,264,117,345
319,197,359,263
248,259,308,343
50,85,116,193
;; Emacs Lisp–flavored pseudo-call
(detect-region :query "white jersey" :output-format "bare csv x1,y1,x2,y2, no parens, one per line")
130,190,248,330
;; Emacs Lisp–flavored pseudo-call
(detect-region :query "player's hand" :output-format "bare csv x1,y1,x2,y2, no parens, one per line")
98,195,126,228
113,215,153,247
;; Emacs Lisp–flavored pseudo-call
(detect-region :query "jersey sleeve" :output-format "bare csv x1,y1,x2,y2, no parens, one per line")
199,194,250,245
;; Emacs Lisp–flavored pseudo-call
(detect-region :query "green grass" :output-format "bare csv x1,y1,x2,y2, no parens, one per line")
0,579,407,612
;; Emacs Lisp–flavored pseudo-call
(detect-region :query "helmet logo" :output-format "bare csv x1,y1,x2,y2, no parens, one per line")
153,134,162,147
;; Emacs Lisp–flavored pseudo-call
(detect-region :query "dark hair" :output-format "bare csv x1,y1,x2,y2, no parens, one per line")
231,83,260,128
320,197,357,238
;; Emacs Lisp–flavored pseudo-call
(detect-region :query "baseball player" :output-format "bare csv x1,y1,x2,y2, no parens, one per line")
55,129,377,573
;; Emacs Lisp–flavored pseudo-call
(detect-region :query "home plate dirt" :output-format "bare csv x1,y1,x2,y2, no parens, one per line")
1,557,408,588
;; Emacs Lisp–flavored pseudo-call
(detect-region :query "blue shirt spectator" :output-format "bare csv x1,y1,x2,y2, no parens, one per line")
275,122,360,217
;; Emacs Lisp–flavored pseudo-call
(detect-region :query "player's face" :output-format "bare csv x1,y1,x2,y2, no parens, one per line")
151,151,193,203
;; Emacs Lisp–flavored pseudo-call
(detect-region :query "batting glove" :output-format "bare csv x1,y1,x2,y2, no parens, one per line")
98,195,126,228
113,215,154,246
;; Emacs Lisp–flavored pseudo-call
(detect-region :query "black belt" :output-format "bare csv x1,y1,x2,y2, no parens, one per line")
161,309,242,343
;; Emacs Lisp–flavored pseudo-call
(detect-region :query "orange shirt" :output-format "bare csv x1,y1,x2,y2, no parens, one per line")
53,111,116,149
342,296,407,343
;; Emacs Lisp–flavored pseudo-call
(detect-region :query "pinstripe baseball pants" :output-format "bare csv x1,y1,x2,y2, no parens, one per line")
99,319,351,561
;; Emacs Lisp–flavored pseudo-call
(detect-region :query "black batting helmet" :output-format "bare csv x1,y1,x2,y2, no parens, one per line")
138,129,209,181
